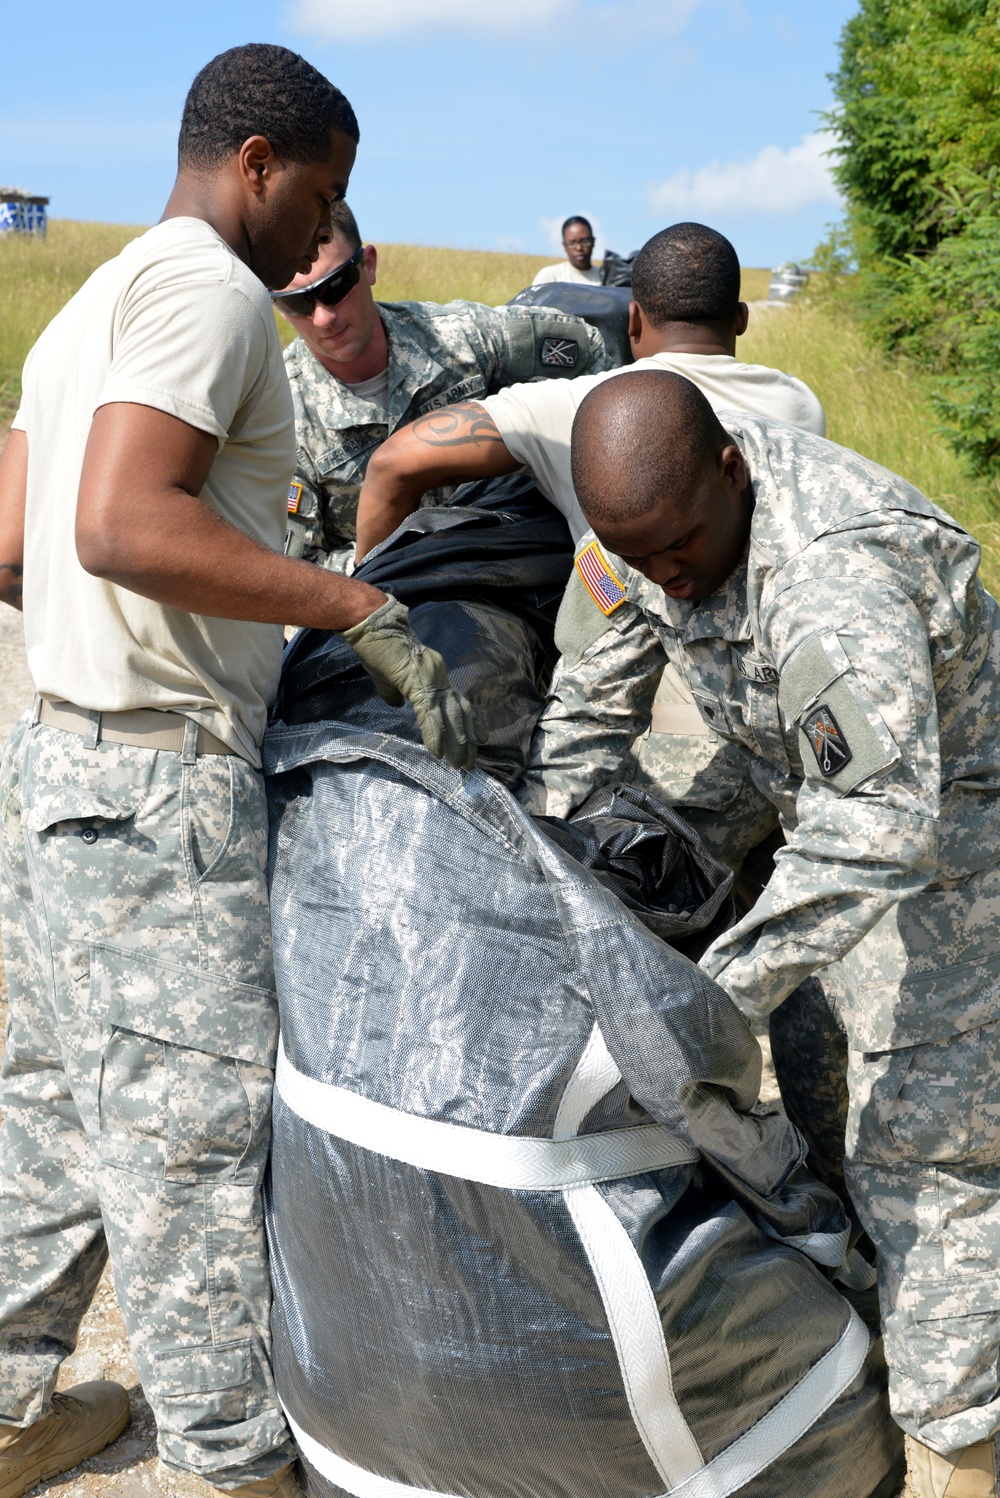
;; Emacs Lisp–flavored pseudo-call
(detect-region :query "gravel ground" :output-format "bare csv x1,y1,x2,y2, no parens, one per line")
0,419,783,1494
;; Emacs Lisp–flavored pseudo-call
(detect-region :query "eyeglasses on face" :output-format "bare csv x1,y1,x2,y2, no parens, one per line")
564,236,594,249
270,245,365,317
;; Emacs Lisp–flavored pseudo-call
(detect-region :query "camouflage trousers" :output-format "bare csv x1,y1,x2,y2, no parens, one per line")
625,713,1000,1451
847,1024,1000,1453
0,710,295,1487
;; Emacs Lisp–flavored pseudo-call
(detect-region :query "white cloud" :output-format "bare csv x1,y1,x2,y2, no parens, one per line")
648,131,841,220
289,0,702,41
495,233,524,252
289,0,572,39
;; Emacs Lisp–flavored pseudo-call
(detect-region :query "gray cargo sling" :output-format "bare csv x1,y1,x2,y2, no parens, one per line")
263,482,902,1498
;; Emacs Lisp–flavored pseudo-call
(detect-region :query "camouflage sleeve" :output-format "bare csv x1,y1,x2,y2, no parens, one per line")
577,320,609,374
515,582,666,817
701,574,940,1021
284,471,355,574
487,305,611,388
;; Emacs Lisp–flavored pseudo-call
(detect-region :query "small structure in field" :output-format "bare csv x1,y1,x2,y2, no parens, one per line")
768,261,808,304
772,260,808,304
0,188,49,237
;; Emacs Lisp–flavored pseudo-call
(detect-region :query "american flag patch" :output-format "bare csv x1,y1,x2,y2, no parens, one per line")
575,541,627,616
287,481,303,515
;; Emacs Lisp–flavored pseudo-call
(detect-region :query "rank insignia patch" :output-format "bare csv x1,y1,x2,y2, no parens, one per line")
803,703,853,777
540,336,578,368
576,541,627,616
287,481,303,515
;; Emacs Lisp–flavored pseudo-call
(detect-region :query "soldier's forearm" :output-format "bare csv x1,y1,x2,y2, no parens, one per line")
355,402,518,561
0,430,27,611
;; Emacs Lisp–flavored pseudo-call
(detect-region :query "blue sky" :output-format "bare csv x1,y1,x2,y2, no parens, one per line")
1,0,857,268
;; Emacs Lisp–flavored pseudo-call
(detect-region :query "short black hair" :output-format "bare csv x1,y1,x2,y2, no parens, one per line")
562,216,593,240
329,200,362,251
631,222,740,327
572,370,727,525
178,44,359,170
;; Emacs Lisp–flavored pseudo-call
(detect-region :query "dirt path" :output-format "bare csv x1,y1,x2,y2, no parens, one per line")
0,415,782,1492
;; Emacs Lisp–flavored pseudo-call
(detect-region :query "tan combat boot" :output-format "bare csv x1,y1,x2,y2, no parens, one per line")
213,1464,305,1496
903,1433,997,1498
0,1381,130,1498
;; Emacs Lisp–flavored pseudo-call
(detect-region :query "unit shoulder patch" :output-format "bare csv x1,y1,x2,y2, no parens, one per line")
540,336,579,369
287,481,304,515
575,541,628,616
802,703,853,778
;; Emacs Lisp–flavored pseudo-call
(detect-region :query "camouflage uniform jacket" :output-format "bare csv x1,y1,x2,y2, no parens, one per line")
284,299,609,572
519,414,1000,1051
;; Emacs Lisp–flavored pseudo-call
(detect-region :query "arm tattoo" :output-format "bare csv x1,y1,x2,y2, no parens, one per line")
0,562,23,609
411,402,504,450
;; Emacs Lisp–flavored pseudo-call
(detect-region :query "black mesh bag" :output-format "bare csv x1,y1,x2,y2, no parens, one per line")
601,248,638,287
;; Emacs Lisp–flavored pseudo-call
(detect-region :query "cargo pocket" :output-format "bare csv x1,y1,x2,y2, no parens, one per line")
91,941,278,1182
182,754,235,884
884,1036,975,1163
850,1029,987,1166
886,1279,1000,1410
152,1341,254,1426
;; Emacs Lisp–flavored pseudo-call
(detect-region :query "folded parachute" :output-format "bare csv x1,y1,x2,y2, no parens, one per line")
265,480,903,1498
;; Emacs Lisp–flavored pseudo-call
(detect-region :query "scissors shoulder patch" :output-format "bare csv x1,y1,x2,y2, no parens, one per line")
802,704,852,778
575,541,627,616
793,661,899,794
540,336,578,368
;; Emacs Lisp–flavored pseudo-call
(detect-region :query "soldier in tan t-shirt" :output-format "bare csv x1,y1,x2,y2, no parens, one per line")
0,43,479,1498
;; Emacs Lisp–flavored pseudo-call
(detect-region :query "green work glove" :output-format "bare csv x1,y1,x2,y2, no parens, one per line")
339,595,486,770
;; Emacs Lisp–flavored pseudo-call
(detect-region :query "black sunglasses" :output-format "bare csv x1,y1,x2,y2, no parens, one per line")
270,245,365,317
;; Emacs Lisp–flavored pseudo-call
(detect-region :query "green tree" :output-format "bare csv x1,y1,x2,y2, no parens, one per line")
824,0,1000,474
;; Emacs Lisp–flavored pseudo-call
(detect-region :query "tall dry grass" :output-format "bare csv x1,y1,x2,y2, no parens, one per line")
4,222,995,590
740,300,1000,595
0,220,145,421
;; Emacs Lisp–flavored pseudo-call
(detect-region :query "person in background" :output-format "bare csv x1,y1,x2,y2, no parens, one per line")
0,43,478,1498
531,215,603,286
275,201,609,573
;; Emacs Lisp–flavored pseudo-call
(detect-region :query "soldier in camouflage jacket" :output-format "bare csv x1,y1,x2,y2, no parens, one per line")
520,370,1000,1487
275,204,609,573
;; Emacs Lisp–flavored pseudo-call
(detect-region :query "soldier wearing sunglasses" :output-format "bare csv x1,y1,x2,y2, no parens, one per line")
273,201,610,574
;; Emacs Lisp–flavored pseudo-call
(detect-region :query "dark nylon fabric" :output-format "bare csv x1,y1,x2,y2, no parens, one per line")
275,477,573,786
537,783,734,961
264,725,902,1498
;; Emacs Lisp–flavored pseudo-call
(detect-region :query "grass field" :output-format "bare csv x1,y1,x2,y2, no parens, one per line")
740,301,1000,590
0,221,773,399
2,221,997,590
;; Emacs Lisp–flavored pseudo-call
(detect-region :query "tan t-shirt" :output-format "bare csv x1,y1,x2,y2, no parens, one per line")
531,262,603,286
13,217,294,764
481,350,826,540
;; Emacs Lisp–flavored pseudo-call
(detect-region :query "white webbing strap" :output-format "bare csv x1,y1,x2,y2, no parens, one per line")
284,1308,871,1498
280,1013,871,1498
669,1308,870,1498
275,1039,698,1191
563,1181,705,1487
552,1023,704,1486
553,1021,623,1140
